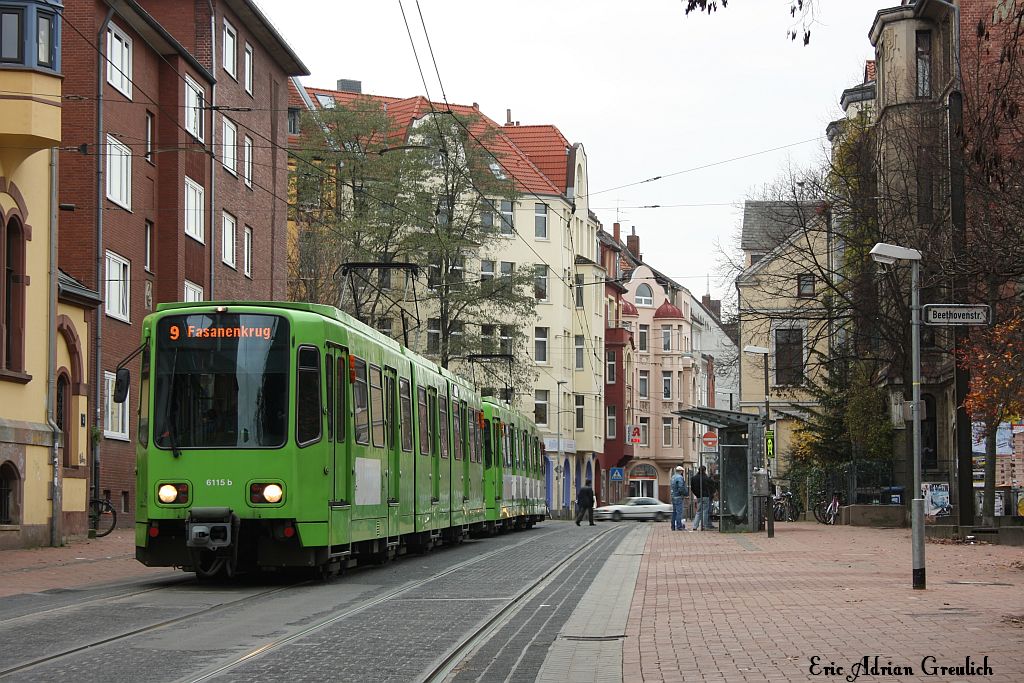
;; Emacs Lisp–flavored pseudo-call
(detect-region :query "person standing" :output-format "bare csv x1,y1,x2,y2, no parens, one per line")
690,466,715,531
576,480,596,526
670,466,689,531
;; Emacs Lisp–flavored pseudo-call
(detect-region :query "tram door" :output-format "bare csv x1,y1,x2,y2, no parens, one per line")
384,367,399,537
327,346,350,547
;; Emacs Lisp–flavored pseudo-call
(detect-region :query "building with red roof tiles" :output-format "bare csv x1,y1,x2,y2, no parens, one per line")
288,80,606,513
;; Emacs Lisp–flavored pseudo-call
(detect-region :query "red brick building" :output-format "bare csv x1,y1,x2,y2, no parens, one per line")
58,0,306,522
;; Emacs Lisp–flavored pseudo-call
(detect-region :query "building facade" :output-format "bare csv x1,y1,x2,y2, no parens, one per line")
58,0,306,524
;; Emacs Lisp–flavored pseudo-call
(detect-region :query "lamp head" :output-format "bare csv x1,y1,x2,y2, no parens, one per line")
743,345,769,355
869,242,921,264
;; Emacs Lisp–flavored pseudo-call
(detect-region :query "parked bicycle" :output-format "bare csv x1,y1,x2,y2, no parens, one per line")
813,491,841,525
88,497,117,537
773,491,801,522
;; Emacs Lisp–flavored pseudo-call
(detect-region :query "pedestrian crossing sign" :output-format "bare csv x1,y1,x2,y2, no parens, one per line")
610,467,625,482
765,429,775,460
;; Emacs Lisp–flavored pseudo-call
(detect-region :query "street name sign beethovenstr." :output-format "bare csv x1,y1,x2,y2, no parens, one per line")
923,304,990,326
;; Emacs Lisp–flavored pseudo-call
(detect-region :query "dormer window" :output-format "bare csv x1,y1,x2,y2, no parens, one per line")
635,283,653,306
316,94,336,109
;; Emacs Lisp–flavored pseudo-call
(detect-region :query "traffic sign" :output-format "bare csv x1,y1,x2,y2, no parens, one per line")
923,304,990,326
609,467,625,482
701,431,718,449
765,429,775,460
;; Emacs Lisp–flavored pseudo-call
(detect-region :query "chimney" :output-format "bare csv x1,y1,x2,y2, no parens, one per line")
626,227,641,261
337,79,362,94
472,102,479,109
506,108,512,125
702,293,722,321
613,222,620,242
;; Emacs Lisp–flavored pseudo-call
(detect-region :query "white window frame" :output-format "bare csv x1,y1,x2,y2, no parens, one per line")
575,335,584,370
104,250,130,322
662,371,672,400
606,350,616,384
104,371,129,440
534,327,549,363
535,390,549,427
106,23,132,99
221,211,237,267
223,19,237,78
184,75,205,141
144,220,153,272
636,283,653,306
427,318,441,354
575,395,585,430
184,176,205,243
662,325,672,351
222,117,237,174
638,370,649,399
243,136,253,187
534,264,548,302
606,405,616,439
184,280,204,302
638,324,649,352
662,417,673,447
499,199,514,236
243,42,253,95
534,203,548,239
480,259,494,283
243,226,253,278
105,135,131,210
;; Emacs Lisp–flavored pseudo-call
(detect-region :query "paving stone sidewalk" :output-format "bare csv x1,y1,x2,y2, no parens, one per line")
624,523,1024,683
0,530,175,598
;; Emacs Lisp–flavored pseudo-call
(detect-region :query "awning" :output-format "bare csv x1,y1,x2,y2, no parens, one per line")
672,407,761,430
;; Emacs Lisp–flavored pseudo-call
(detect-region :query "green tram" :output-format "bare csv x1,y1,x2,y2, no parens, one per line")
118,301,547,577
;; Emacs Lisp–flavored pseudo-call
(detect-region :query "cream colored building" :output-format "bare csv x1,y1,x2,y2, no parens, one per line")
1,3,98,549
736,201,832,482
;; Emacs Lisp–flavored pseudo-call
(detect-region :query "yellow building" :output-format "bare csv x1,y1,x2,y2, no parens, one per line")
1,1,99,548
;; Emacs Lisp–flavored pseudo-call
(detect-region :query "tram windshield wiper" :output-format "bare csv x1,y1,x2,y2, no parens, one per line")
164,349,182,458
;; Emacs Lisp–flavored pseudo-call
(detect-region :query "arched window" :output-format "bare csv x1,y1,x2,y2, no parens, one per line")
0,461,20,524
2,216,27,374
57,373,70,466
635,284,653,307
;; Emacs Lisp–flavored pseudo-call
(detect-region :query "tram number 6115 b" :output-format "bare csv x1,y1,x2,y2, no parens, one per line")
206,479,233,487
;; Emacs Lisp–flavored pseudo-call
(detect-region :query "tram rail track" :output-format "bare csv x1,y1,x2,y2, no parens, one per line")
0,579,310,679
178,525,618,683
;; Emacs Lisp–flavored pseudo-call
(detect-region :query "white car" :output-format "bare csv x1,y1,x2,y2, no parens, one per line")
593,497,672,522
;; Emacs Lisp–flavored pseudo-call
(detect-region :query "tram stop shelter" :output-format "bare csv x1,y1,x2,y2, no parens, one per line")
673,407,764,533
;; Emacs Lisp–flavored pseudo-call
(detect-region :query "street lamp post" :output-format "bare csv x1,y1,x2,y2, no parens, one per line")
743,345,773,538
555,380,567,514
870,242,925,590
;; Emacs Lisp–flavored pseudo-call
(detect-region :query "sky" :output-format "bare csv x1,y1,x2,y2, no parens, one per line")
258,0,896,303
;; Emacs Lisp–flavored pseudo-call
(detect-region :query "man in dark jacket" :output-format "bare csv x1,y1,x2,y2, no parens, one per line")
576,480,596,526
690,466,717,531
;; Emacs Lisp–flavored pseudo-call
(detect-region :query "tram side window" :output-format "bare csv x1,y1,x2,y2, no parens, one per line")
452,402,463,461
439,396,450,459
417,386,429,455
325,356,334,442
429,390,437,456
335,356,346,442
296,346,322,446
399,378,413,452
385,372,395,449
370,365,385,448
504,426,512,468
353,358,370,445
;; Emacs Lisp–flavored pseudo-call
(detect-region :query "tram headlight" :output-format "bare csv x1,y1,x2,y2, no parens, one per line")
157,483,188,504
250,482,284,504
262,483,284,503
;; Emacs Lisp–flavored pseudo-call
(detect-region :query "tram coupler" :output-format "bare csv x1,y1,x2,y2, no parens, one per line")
186,507,236,550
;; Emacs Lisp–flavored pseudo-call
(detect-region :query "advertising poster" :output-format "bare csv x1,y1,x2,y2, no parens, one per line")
922,482,951,516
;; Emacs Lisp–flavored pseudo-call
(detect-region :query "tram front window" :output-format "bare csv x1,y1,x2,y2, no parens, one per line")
154,314,289,449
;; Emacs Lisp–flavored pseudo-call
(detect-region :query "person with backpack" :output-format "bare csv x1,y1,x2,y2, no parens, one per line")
670,466,689,531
